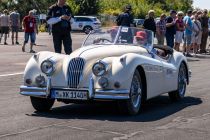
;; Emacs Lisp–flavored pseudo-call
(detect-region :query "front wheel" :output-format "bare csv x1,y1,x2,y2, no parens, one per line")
30,97,55,112
169,63,187,101
118,70,143,115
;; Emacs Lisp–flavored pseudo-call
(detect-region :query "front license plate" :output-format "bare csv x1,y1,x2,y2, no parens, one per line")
52,90,88,100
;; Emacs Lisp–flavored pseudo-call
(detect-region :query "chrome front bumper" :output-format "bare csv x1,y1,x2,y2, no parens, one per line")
20,78,130,100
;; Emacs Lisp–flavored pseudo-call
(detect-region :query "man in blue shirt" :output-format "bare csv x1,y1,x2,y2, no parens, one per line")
183,10,193,57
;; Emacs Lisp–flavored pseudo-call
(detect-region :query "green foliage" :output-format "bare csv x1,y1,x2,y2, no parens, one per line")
99,0,193,18
67,0,99,15
0,0,194,19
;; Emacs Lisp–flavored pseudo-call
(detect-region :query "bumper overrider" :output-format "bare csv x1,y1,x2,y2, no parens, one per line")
20,77,130,100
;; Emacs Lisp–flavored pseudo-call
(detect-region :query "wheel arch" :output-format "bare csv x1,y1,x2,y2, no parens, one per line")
136,65,147,101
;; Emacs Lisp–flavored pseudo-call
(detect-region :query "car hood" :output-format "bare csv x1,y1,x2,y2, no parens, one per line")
71,45,148,61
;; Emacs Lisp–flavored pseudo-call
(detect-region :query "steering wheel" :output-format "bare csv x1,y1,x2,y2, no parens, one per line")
93,38,112,44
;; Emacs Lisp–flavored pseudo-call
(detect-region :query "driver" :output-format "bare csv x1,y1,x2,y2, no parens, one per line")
134,31,166,57
134,31,147,46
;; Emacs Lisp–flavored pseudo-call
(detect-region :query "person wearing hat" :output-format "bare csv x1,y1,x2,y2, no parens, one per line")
0,9,10,45
174,11,185,52
143,10,156,35
116,4,134,27
116,4,134,43
165,10,177,48
134,30,147,46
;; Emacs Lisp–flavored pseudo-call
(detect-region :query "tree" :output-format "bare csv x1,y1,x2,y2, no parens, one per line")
67,0,99,15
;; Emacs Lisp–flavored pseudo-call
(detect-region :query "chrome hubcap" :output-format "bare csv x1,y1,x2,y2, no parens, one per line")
130,75,142,108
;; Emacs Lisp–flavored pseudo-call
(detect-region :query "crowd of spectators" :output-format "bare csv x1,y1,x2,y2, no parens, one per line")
0,4,209,56
143,9,209,57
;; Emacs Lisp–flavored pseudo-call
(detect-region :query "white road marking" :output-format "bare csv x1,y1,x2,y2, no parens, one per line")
0,72,24,77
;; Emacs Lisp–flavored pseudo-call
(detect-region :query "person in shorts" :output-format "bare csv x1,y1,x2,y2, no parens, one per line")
183,10,193,57
174,11,185,51
0,9,10,45
10,8,20,45
22,10,36,53
191,13,202,55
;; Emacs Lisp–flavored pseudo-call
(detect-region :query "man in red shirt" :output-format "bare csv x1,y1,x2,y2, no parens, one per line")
22,10,37,53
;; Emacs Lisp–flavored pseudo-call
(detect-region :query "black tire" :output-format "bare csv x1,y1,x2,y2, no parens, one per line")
30,97,55,112
169,63,187,101
118,70,143,115
83,26,92,34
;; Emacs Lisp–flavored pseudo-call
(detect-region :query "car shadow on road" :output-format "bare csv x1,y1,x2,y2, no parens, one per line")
29,95,202,122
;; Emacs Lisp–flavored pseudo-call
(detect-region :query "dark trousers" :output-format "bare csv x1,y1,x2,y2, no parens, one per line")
200,28,208,52
165,33,174,48
52,30,72,55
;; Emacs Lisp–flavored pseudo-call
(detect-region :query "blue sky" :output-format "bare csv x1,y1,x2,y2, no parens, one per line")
193,0,210,9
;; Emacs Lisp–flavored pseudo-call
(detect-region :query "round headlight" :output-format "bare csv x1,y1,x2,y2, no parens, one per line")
41,60,55,76
92,61,108,76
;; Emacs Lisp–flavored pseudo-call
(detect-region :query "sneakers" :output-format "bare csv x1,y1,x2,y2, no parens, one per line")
16,42,20,45
4,42,8,45
30,50,36,53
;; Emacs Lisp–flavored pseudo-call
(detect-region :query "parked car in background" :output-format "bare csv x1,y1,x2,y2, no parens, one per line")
71,16,101,34
133,19,144,28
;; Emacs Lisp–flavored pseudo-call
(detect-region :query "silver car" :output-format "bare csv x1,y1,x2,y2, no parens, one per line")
71,16,101,34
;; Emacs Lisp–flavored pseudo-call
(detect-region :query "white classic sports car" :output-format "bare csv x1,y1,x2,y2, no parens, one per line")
20,27,191,115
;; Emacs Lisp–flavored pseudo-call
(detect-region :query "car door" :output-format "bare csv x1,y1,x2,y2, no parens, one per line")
155,55,178,93
72,17,84,31
144,54,165,99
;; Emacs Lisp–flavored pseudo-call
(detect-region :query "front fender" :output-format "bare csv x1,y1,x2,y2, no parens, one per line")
23,51,68,87
93,53,158,90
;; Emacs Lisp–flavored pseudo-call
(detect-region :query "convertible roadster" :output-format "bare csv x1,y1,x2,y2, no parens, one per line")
20,26,190,115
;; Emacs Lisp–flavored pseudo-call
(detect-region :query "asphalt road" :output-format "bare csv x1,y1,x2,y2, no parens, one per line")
0,32,210,140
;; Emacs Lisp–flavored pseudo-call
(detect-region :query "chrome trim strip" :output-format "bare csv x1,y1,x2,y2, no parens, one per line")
20,86,47,97
21,92,47,97
94,89,130,99
94,94,129,100
20,83,129,100
20,86,46,92
95,89,130,94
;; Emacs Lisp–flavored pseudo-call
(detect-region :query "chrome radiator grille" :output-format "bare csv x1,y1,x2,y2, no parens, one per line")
67,58,85,88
